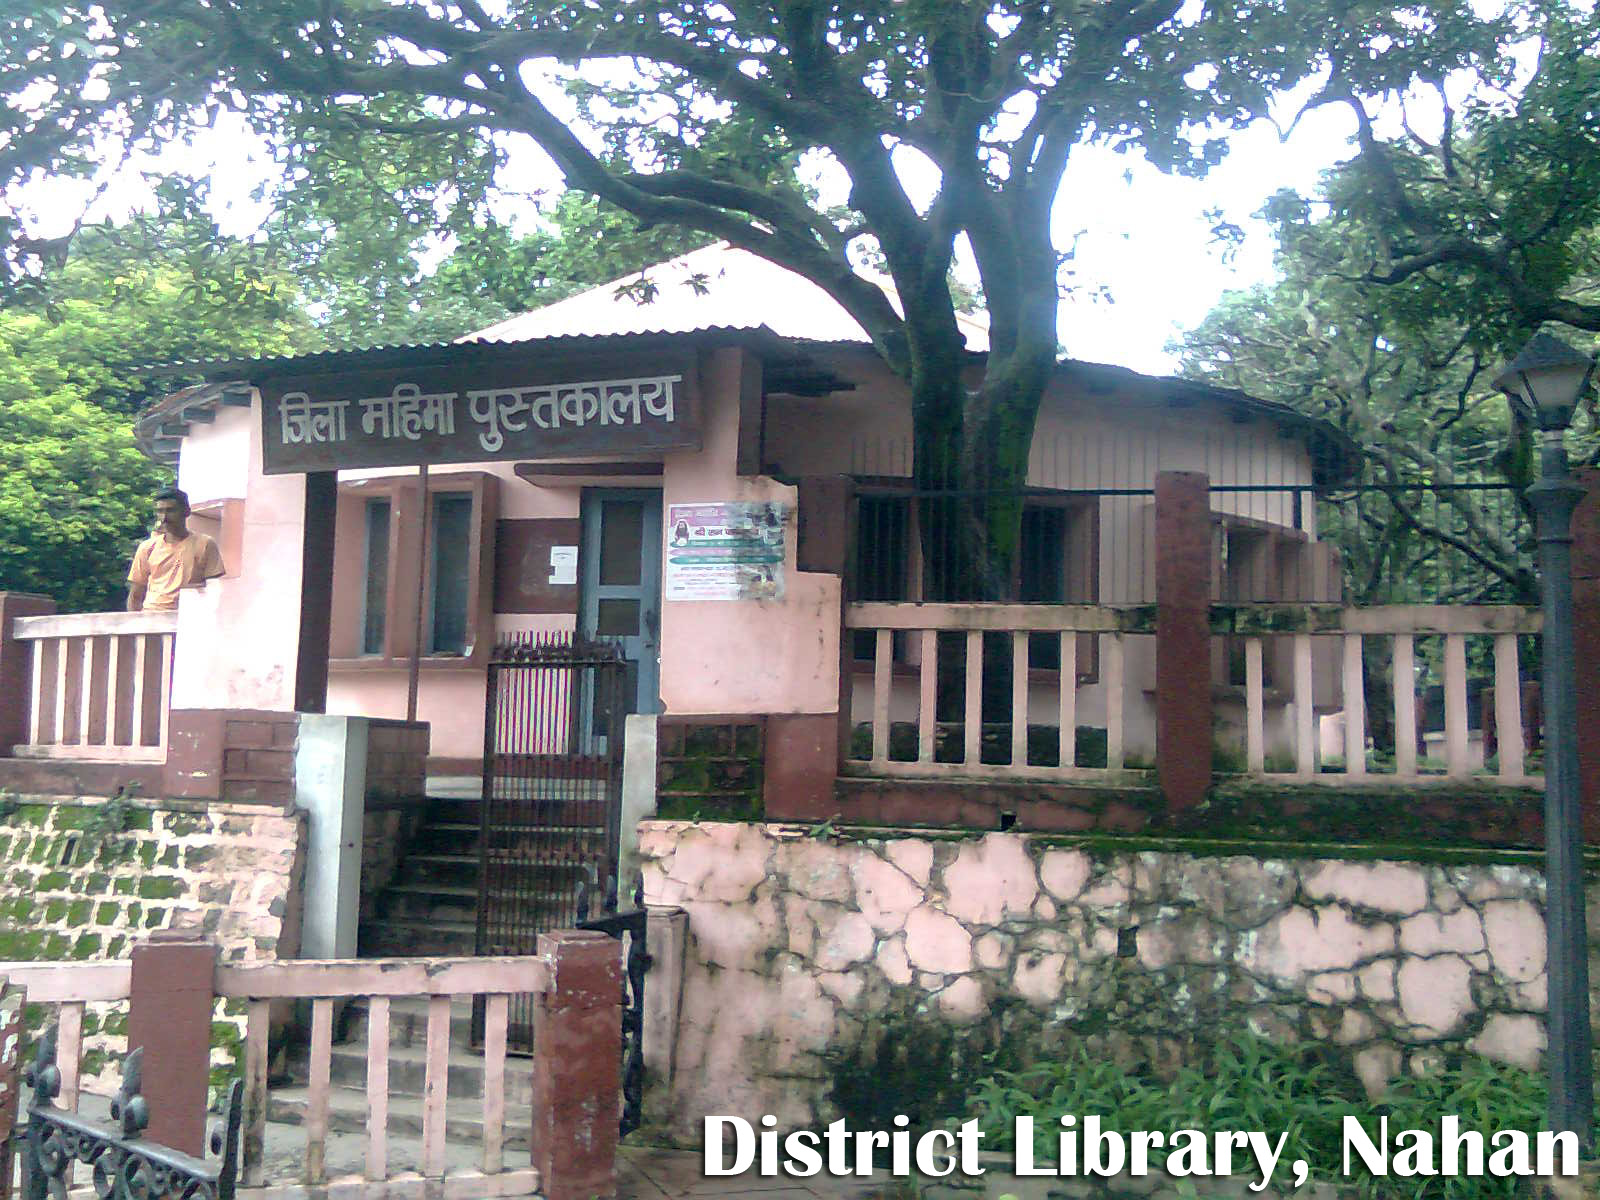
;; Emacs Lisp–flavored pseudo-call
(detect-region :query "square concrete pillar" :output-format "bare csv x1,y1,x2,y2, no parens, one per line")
532,930,622,1200
294,714,371,959
127,932,218,1156
1570,468,1600,842
0,593,56,752
1155,471,1214,815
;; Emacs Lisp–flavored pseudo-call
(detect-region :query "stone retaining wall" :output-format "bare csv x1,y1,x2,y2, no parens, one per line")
637,821,1582,1141
0,795,306,1094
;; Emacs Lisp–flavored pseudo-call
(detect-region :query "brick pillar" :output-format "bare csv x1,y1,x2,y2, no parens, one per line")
1570,468,1600,842
764,475,854,820
531,930,622,1200
0,593,57,754
1155,471,1213,815
127,932,218,1155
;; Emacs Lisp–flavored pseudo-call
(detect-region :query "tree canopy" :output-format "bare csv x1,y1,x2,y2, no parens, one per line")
1178,10,1600,606
0,211,308,609
5,0,1591,597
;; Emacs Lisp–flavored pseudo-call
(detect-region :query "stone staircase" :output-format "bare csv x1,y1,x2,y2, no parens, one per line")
357,788,614,957
359,794,486,957
266,787,615,1148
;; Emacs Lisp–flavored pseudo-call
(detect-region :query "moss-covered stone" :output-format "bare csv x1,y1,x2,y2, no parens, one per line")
94,902,119,925
161,812,203,837
71,934,101,959
137,875,184,900
36,870,69,891
0,930,46,958
43,899,67,922
49,806,96,830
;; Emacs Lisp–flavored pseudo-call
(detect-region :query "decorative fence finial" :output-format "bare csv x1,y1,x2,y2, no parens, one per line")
110,1045,149,1138
23,1027,59,1109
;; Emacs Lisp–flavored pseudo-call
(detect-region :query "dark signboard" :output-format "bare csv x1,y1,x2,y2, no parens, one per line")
259,355,702,474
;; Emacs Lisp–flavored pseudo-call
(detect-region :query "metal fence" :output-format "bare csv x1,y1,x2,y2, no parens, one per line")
850,480,1534,610
1313,482,1534,605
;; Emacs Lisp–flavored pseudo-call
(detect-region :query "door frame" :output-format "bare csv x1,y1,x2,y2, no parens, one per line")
578,487,664,716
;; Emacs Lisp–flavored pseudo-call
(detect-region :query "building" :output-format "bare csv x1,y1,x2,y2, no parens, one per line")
121,243,1353,795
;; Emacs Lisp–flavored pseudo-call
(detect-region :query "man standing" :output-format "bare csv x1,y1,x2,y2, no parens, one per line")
126,487,225,611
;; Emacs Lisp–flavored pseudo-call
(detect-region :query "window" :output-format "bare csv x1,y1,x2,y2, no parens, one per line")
1020,505,1068,669
852,496,912,660
850,491,1098,674
334,474,499,663
429,494,473,654
361,499,391,655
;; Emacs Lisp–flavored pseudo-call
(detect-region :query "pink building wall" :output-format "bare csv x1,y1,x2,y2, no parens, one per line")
171,399,307,712
657,348,842,717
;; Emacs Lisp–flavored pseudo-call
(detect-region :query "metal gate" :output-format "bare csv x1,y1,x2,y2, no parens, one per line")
475,633,629,1051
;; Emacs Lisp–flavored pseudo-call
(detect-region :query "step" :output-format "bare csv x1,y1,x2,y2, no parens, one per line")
425,796,484,825
410,821,480,856
324,1041,537,1106
359,919,478,957
377,883,480,923
268,1085,532,1151
396,854,482,889
346,996,480,1052
396,864,598,902
411,822,611,857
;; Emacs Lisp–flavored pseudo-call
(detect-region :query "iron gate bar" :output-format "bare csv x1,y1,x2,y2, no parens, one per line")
475,632,628,1053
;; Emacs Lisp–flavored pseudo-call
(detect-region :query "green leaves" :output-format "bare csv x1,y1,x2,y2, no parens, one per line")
968,1030,1569,1199
0,210,307,610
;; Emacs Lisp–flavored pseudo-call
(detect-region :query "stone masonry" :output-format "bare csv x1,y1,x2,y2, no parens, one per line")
638,820,1583,1141
0,796,306,1095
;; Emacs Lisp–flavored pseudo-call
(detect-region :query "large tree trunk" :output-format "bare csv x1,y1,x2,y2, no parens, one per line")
912,337,1055,750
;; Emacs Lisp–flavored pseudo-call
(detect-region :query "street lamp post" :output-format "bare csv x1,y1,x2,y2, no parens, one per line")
1495,329,1599,1146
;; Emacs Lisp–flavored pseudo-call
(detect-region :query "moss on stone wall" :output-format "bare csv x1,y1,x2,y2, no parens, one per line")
0,794,306,1102
657,720,765,821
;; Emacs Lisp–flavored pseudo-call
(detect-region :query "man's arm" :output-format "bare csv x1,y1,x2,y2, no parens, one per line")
127,541,148,611
199,535,225,581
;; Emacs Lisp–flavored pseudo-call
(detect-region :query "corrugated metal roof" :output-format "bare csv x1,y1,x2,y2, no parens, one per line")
142,323,868,379
465,242,992,350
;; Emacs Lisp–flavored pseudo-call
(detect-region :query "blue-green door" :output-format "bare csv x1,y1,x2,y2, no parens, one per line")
579,489,662,717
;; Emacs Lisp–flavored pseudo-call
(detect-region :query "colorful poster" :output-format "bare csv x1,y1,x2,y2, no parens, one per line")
664,501,787,601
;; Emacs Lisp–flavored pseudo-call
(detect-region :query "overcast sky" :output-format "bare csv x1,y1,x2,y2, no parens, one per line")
11,70,1364,376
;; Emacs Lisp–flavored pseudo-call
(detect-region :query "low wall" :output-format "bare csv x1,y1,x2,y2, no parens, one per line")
638,821,1579,1141
0,795,306,1093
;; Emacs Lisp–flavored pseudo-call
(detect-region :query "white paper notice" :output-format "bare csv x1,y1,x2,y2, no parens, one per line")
548,545,578,586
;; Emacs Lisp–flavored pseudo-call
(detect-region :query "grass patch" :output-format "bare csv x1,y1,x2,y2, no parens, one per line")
968,1031,1583,1198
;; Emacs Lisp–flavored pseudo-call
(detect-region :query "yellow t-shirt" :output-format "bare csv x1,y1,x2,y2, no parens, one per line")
128,529,225,611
